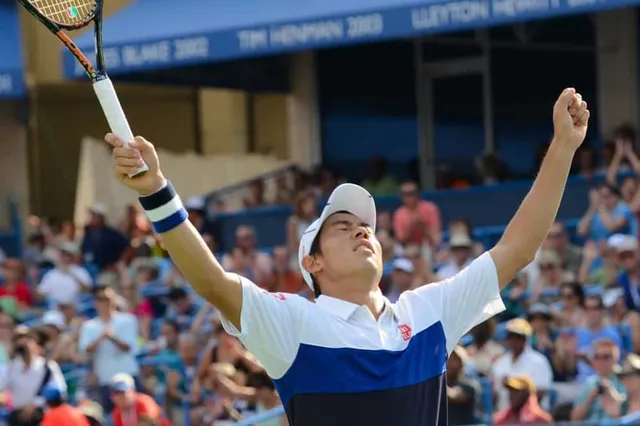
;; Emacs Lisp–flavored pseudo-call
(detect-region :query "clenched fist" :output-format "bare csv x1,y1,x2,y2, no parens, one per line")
105,133,167,196
552,88,590,151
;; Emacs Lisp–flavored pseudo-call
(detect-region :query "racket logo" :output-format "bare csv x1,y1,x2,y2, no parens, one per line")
66,7,79,19
56,31,97,76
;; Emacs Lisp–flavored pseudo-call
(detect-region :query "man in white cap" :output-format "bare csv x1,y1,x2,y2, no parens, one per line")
105,88,589,425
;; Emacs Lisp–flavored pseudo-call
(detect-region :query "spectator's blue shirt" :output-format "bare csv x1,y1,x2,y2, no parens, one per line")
616,271,640,311
575,375,628,421
81,225,129,270
165,300,201,331
589,203,637,242
576,326,623,381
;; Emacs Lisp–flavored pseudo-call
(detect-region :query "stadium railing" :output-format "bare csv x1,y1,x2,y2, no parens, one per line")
0,197,22,257
211,171,608,252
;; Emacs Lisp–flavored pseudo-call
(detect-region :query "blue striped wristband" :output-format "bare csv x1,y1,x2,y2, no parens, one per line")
139,181,188,233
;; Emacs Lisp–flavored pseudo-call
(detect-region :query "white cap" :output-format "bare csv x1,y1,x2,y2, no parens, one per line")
89,203,107,215
392,258,414,274
608,234,638,252
298,184,376,289
185,196,206,211
41,310,65,330
449,233,473,248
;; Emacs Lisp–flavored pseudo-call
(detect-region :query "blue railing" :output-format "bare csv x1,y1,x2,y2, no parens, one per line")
0,197,22,257
210,172,605,252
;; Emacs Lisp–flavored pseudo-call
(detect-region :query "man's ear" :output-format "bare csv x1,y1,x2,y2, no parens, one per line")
301,254,322,275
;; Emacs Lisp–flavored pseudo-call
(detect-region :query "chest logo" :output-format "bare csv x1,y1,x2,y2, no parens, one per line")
398,324,412,341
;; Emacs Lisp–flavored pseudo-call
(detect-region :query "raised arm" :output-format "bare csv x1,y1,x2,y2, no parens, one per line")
105,135,242,329
489,88,590,288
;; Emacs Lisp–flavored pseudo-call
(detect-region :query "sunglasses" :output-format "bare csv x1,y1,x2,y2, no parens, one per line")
594,353,613,360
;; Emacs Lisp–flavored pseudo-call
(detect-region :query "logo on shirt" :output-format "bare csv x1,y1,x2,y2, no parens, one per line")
264,291,286,301
398,324,412,341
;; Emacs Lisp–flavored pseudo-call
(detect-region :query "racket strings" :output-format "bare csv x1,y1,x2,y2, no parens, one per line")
30,0,97,26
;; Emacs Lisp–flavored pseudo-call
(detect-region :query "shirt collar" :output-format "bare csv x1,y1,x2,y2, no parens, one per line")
315,295,396,321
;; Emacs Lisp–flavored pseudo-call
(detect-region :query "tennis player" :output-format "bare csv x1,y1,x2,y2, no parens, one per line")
106,88,589,426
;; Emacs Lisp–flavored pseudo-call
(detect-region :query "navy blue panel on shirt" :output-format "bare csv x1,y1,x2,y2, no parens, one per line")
275,321,447,407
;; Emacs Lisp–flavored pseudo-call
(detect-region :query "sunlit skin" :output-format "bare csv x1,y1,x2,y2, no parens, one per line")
302,212,385,316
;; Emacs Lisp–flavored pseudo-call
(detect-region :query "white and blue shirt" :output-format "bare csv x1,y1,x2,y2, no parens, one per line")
221,252,505,426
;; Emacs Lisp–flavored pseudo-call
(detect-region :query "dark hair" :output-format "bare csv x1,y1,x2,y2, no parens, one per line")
562,282,585,307
613,123,636,143
309,235,322,298
248,371,276,390
598,182,622,198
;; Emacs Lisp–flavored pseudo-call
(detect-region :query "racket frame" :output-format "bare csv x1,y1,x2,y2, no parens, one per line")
17,0,148,177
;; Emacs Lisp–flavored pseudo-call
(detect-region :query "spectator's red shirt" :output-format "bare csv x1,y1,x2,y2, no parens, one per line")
112,393,171,426
0,282,32,306
42,404,89,426
493,396,552,425
393,201,441,245
132,299,153,318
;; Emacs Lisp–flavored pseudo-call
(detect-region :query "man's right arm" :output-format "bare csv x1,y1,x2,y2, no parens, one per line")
156,220,243,329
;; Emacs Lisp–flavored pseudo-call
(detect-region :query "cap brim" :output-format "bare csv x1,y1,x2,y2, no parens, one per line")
298,184,376,289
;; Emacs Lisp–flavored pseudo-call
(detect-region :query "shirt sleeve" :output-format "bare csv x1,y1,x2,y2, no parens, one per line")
399,252,505,353
220,275,307,379
78,321,95,355
34,361,67,407
37,272,53,296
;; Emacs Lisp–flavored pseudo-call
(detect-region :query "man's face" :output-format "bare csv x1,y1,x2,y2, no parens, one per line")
451,246,471,264
546,224,566,250
172,296,191,313
599,187,618,210
585,298,604,328
619,250,638,271
592,345,616,375
400,184,419,208
391,269,412,289
178,339,198,363
310,212,382,289
508,388,529,410
110,390,131,407
506,333,526,353
235,228,255,251
161,323,179,347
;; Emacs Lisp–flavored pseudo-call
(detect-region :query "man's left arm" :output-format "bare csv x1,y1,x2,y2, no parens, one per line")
489,88,589,288
109,315,139,352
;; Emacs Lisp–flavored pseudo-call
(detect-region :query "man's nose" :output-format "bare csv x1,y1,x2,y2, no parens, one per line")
353,226,369,240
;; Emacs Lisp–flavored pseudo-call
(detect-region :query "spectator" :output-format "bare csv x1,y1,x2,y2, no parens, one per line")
530,251,565,303
244,179,266,209
272,246,305,294
551,282,585,327
446,346,479,426
0,326,67,426
571,338,627,422
250,370,288,426
286,191,317,267
41,383,90,426
393,181,442,254
545,221,583,279
110,373,171,426
385,258,415,302
527,303,555,360
619,353,640,413
552,328,579,383
120,282,153,341
79,286,140,413
577,183,636,242
165,287,200,332
0,258,32,314
81,204,129,272
273,172,294,205
491,319,553,411
437,233,474,280
37,241,92,305
614,234,640,311
41,310,82,364
578,240,618,287
606,288,640,353
0,310,13,377
493,375,552,425
402,244,437,286
184,197,219,253
221,226,273,288
166,332,201,423
576,295,623,381
466,319,505,377
361,157,400,196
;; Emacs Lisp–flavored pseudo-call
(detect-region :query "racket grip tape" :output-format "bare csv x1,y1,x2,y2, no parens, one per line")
93,78,149,177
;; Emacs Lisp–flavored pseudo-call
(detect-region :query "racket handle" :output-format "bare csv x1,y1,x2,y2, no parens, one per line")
93,78,149,178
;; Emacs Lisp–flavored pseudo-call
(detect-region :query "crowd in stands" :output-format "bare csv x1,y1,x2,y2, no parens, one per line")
1,125,640,425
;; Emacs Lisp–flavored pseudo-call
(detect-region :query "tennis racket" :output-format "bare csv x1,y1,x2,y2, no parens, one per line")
18,0,148,177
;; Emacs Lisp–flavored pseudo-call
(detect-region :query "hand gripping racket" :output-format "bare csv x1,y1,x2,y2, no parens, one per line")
18,0,148,177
